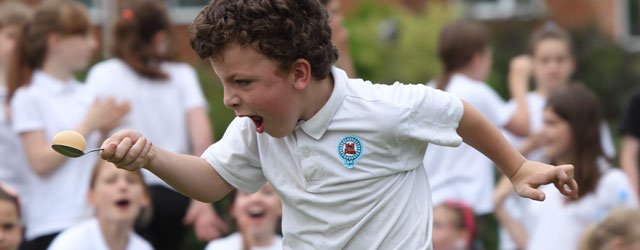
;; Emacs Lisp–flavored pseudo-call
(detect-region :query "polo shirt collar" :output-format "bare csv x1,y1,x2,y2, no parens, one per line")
299,67,347,140
32,70,77,94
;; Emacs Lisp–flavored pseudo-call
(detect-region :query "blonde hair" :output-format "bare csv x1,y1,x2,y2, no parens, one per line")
579,208,640,250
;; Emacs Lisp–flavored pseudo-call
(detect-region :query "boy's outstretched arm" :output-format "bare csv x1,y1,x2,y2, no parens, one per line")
457,101,578,201
100,130,234,202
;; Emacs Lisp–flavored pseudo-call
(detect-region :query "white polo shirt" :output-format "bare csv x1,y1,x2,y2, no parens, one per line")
48,218,153,250
11,71,99,240
423,74,510,214
85,59,207,187
203,68,464,249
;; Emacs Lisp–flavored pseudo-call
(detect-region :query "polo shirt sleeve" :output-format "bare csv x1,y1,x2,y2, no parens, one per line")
178,64,207,110
401,85,464,147
10,89,44,133
201,117,265,193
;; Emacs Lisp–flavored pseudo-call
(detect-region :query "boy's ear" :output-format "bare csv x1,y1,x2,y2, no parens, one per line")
291,59,311,91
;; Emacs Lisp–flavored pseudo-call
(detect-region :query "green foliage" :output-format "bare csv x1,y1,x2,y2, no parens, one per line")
345,1,459,84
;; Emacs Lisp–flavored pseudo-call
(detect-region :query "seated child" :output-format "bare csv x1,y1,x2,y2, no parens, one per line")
206,183,282,250
48,160,153,250
432,200,475,250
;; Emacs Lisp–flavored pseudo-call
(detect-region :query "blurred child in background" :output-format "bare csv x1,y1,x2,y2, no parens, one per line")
579,208,640,250
496,23,616,250
0,183,22,250
432,200,475,250
496,84,638,250
0,0,32,202
48,160,152,250
423,20,530,249
205,183,282,250
7,1,128,248
85,0,225,248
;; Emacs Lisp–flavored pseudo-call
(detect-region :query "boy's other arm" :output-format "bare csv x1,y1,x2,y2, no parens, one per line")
457,101,578,201
101,130,233,202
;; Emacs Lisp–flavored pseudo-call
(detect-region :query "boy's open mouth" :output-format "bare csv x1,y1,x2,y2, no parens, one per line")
115,199,131,210
249,116,264,133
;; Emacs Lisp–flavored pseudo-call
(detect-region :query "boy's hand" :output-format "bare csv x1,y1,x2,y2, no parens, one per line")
509,160,578,201
100,129,154,171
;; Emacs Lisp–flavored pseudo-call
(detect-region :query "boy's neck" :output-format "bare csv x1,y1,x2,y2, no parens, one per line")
246,229,276,247
455,68,484,83
299,74,335,121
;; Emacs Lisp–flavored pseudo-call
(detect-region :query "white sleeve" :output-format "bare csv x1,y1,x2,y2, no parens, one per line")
466,86,509,127
201,117,265,193
178,64,207,111
600,122,616,158
10,90,43,133
597,169,639,209
400,84,464,147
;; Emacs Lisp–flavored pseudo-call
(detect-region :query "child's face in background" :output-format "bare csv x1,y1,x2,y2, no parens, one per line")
0,200,22,250
48,33,96,72
89,163,149,223
541,107,573,160
212,44,306,138
475,47,493,82
326,0,344,28
432,205,467,250
232,183,282,237
531,38,574,93
0,25,20,68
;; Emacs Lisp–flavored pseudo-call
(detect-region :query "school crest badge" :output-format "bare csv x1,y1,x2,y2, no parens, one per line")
337,135,363,169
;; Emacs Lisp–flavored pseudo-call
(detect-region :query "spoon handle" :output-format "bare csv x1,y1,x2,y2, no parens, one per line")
86,148,104,154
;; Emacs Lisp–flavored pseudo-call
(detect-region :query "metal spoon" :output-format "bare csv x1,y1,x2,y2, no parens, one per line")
51,144,103,158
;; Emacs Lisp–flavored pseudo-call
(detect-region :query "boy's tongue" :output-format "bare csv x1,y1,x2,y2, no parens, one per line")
250,116,264,133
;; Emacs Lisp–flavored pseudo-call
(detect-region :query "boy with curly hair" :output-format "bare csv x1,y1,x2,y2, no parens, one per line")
100,0,578,248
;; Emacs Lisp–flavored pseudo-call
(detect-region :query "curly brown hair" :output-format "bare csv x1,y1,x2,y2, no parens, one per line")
190,0,337,80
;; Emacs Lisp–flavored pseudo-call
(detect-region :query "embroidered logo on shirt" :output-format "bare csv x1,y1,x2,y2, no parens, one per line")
338,135,363,169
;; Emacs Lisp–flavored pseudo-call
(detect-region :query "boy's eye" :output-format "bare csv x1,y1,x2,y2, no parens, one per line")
234,80,251,86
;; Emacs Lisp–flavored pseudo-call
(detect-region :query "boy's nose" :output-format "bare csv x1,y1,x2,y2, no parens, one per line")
223,92,241,109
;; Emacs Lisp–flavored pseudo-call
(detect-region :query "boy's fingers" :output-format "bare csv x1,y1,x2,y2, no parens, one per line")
112,137,133,164
518,185,546,201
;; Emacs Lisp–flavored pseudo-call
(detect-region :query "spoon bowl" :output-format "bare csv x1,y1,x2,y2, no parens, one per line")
51,130,102,158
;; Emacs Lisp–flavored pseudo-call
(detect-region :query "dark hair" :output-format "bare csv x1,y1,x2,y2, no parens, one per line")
111,0,173,80
6,0,91,104
190,0,337,80
0,1,32,29
529,21,573,56
546,83,604,198
435,20,490,90
0,185,20,218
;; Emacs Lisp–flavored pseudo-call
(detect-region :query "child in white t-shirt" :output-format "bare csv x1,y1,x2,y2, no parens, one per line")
496,23,616,250
85,1,226,248
0,0,32,202
205,183,282,250
423,20,530,249
99,1,578,249
48,160,153,250
496,84,638,250
6,2,129,248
